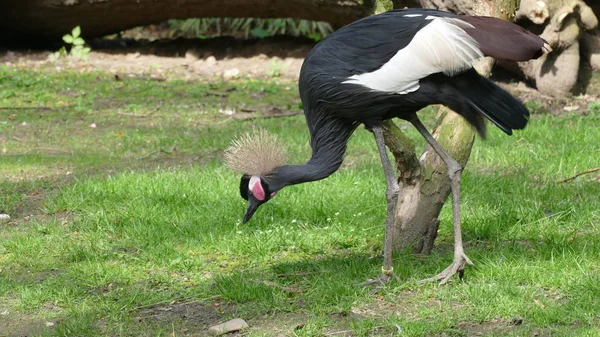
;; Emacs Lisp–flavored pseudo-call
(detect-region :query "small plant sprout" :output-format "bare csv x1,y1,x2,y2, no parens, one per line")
49,26,91,62
267,60,286,78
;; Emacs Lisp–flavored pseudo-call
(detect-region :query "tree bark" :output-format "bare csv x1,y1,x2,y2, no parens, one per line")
0,0,369,44
418,0,520,18
502,0,598,96
385,0,520,254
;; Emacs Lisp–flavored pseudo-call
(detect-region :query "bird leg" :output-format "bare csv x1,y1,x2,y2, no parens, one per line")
359,124,400,287
409,116,473,285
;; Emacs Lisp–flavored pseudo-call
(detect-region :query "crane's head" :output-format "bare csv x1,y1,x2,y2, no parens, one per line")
239,175,277,223
224,129,287,223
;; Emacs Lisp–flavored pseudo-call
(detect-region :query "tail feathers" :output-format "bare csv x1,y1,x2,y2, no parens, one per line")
467,100,522,136
447,70,529,137
458,15,549,61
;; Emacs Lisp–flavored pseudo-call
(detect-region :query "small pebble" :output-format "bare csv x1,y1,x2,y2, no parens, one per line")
208,318,248,335
0,214,10,221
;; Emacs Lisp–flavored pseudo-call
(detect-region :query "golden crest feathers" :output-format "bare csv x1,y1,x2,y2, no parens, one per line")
224,129,288,176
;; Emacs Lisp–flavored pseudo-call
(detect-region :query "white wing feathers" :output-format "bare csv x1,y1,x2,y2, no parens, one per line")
343,17,484,94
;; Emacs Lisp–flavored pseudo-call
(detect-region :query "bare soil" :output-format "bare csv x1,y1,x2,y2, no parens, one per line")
1,37,311,81
129,300,310,336
0,302,60,337
129,300,227,333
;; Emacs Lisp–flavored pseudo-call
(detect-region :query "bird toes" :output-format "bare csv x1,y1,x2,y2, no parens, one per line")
420,254,473,285
463,254,474,266
357,271,400,290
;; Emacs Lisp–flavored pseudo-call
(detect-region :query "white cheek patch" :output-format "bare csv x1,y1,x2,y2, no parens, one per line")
249,176,266,201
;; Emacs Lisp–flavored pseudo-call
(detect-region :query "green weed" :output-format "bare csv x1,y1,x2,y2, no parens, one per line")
48,26,91,62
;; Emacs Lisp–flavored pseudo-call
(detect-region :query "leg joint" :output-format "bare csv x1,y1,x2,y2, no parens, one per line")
447,161,463,181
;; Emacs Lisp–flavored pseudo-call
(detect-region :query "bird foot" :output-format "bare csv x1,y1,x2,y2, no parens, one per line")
357,271,399,292
419,252,473,285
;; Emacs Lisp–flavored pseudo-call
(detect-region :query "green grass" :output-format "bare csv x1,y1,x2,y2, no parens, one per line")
1,65,600,336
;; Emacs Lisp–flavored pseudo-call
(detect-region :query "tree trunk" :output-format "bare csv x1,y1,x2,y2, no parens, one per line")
0,0,369,44
419,0,520,17
385,0,520,254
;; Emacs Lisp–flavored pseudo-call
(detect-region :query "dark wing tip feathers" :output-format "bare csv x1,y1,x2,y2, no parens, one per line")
468,101,518,136
449,70,529,137
459,15,549,62
443,15,540,135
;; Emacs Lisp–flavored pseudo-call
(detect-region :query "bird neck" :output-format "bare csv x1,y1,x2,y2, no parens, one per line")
268,159,340,191
267,118,359,192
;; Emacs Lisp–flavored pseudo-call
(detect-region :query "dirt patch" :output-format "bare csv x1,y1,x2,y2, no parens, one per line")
0,303,60,337
134,300,224,325
0,172,75,226
1,37,312,82
349,290,458,321
10,190,48,221
455,318,530,337
0,315,58,337
128,304,357,336
2,268,62,286
240,312,308,336
126,300,310,336
125,300,229,335
241,311,395,337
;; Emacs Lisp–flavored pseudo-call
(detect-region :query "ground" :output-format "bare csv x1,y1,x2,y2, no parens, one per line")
1,37,310,82
1,37,600,337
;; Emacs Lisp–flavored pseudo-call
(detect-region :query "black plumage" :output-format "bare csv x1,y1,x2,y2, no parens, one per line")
226,8,548,284
299,9,538,137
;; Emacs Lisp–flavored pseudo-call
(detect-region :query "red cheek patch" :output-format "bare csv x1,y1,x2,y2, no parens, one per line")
249,176,266,201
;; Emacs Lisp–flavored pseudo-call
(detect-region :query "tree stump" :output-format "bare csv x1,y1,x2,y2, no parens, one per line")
510,0,599,96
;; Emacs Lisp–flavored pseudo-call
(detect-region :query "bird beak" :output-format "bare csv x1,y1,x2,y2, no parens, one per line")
242,197,260,224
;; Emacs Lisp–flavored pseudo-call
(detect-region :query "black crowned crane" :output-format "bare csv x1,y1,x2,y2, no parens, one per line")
225,8,549,284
